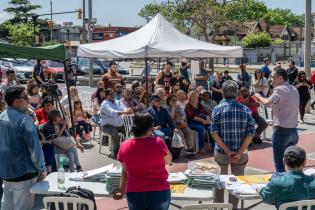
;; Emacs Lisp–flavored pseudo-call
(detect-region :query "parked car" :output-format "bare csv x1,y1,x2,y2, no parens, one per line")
99,60,129,75
43,60,65,82
77,58,103,76
13,59,35,83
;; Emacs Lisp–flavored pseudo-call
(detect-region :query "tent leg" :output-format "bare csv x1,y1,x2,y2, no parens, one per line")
64,61,74,128
145,57,149,107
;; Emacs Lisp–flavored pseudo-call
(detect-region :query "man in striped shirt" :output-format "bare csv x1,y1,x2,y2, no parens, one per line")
210,80,255,209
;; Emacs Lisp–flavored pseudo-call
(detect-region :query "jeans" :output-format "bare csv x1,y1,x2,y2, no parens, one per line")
188,122,206,149
0,178,2,209
126,190,171,210
1,176,37,210
272,127,299,172
253,114,268,138
55,146,81,172
102,125,125,156
153,128,173,148
91,115,100,125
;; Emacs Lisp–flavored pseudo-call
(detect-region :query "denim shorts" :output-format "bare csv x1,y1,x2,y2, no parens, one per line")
126,190,171,210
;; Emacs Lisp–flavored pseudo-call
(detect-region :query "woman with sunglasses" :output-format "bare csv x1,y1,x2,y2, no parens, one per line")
293,71,312,123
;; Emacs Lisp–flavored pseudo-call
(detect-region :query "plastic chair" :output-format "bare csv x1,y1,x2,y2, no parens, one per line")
122,114,134,139
44,196,94,210
279,200,315,210
99,131,124,155
181,203,233,210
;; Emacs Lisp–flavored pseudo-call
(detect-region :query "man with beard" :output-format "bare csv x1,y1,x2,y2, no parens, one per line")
102,62,125,90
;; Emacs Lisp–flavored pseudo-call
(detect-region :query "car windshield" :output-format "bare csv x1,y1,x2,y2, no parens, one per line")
48,61,63,67
79,59,102,68
13,60,34,67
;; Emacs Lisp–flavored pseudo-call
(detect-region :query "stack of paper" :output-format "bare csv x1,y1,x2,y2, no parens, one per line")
168,172,187,184
105,166,122,194
184,169,218,189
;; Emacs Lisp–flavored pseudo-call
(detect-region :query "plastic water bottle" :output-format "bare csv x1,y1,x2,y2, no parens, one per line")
58,157,65,190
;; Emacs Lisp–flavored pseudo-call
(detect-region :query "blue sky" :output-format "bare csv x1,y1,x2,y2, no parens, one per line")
0,0,314,26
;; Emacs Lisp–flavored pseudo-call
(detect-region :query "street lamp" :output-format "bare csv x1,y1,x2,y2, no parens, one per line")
50,0,53,41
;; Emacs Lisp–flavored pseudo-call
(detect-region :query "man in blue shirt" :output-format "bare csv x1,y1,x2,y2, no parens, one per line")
259,145,315,209
260,58,272,79
210,80,255,209
0,86,47,210
147,95,175,146
194,61,209,90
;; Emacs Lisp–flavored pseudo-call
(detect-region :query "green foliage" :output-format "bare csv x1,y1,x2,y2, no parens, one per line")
241,32,272,48
7,23,38,46
0,21,11,39
43,40,60,46
272,38,284,45
4,0,41,23
263,8,304,26
225,0,268,22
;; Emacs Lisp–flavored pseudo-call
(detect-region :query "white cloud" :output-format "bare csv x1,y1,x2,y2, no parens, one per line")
0,12,13,23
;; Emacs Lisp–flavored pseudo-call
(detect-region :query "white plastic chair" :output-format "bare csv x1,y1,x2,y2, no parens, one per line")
122,114,134,139
44,196,94,210
181,203,233,210
99,131,124,155
279,200,315,210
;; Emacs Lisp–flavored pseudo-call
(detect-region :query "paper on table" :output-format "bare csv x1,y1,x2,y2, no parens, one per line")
304,168,315,176
170,184,187,194
70,164,114,181
168,172,187,184
237,174,272,184
227,184,258,195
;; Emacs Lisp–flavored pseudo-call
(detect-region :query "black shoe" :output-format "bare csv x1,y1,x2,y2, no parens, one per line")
253,137,262,144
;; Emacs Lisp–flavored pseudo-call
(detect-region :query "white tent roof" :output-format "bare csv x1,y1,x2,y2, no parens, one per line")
77,14,243,59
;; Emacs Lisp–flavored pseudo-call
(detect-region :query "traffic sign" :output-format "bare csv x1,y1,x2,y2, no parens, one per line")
85,23,95,32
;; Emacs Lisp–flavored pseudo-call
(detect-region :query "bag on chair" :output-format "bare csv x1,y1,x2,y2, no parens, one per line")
52,136,76,150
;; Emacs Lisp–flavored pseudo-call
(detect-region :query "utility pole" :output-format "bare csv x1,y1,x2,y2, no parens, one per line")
304,0,312,78
88,0,93,87
82,0,86,43
50,0,53,41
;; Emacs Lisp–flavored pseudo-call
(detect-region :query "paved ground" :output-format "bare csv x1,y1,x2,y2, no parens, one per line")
31,85,315,210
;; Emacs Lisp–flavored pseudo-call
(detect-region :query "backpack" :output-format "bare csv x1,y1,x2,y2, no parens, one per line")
48,186,97,210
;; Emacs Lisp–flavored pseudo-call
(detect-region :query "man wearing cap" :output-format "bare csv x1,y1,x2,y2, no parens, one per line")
237,65,251,88
200,89,217,116
259,145,315,209
147,95,175,144
254,68,299,172
180,59,191,82
260,58,272,79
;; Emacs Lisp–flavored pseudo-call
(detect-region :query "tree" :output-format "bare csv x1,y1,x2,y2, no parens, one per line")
7,23,38,46
263,8,304,26
4,0,41,24
225,0,268,22
241,32,272,48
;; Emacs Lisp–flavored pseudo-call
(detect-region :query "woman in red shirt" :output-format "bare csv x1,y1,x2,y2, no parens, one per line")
113,112,172,210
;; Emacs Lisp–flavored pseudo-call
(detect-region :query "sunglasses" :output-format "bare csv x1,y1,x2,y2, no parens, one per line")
240,90,248,92
173,72,179,74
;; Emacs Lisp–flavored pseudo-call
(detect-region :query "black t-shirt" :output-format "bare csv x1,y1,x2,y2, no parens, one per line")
33,63,45,85
170,76,189,92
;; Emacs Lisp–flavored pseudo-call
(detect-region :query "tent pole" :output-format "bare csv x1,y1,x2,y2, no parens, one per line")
145,57,149,107
64,61,74,128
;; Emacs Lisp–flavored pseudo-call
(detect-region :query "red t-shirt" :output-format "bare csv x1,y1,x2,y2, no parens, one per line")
117,136,170,193
236,96,258,114
36,108,48,125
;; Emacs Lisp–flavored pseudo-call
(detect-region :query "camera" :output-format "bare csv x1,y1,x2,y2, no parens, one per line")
42,83,62,98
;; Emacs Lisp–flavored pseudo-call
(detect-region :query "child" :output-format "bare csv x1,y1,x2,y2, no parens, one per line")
41,109,84,172
73,100,92,141
27,82,41,109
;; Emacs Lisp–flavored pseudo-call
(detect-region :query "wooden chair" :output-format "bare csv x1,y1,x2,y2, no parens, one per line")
181,203,233,210
44,196,94,210
279,200,315,210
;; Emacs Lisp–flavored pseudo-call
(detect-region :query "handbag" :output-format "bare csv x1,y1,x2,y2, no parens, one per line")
53,136,76,150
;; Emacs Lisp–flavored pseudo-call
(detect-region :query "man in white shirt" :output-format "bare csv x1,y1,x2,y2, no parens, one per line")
100,88,132,158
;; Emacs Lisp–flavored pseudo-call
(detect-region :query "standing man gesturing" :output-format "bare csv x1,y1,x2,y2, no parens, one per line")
254,68,299,172
0,86,47,210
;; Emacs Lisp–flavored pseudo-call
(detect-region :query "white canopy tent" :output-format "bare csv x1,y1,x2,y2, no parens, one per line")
77,14,243,59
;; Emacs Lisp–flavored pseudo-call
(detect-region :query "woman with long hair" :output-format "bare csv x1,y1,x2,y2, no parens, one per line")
294,71,313,123
72,100,92,140
211,72,224,104
91,88,105,125
253,69,268,96
113,113,172,210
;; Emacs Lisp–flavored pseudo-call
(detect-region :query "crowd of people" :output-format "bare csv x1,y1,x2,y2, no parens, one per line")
0,57,314,210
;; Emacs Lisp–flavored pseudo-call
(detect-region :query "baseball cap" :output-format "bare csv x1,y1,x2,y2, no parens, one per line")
200,89,210,95
150,95,161,101
284,145,306,160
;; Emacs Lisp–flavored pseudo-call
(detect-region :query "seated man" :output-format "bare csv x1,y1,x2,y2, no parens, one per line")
236,85,268,144
147,95,175,146
100,88,132,158
259,145,315,209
